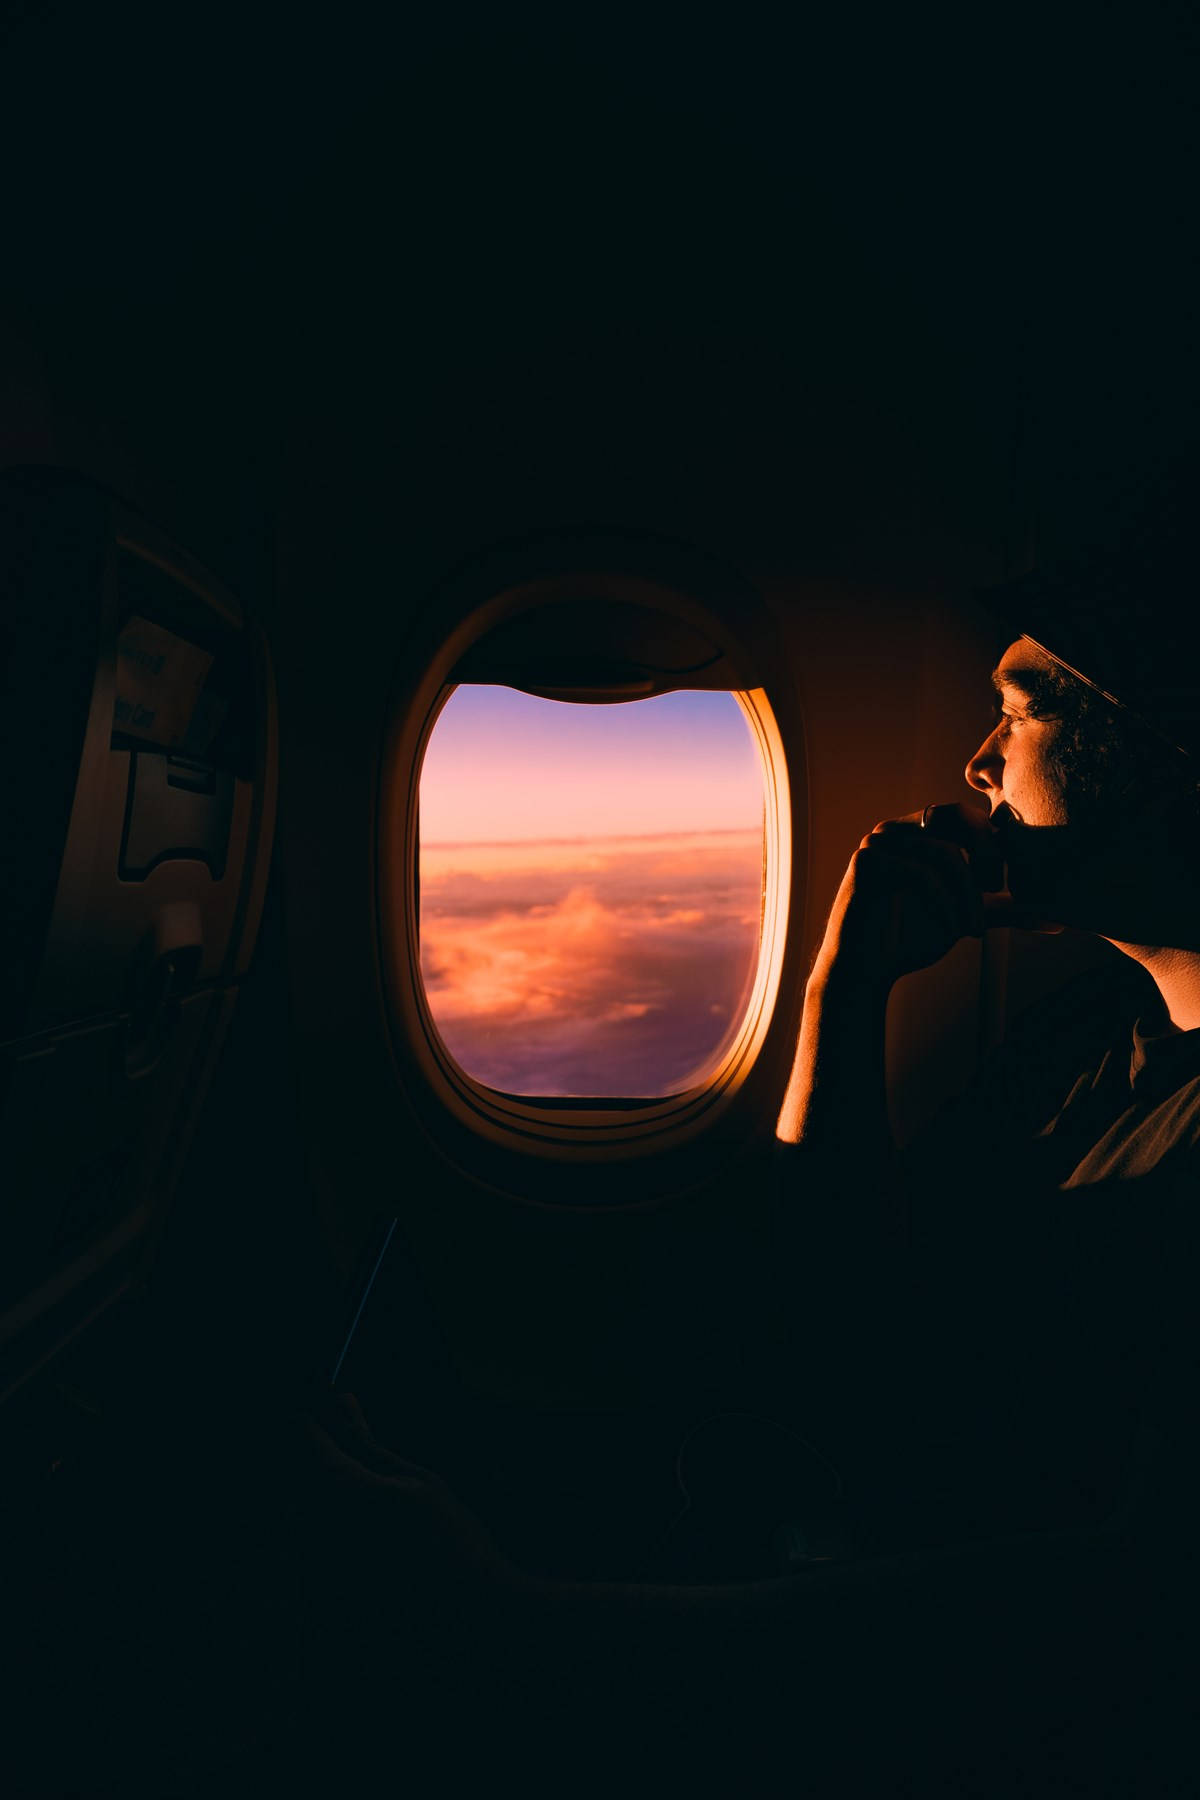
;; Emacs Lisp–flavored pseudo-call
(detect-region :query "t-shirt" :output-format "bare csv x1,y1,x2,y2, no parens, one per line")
774,949,1198,1542
901,953,1200,1248
868,956,1197,1544
1044,1000,1200,1187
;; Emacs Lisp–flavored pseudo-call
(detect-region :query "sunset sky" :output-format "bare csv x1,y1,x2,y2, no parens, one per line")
420,687,763,844
418,688,766,1096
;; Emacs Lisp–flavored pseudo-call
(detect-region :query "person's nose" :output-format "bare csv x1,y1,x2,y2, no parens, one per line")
964,726,1003,798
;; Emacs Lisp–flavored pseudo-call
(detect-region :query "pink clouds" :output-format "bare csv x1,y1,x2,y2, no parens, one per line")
419,831,763,1097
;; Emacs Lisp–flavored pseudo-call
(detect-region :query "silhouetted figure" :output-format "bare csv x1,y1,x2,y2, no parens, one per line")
778,454,1200,1553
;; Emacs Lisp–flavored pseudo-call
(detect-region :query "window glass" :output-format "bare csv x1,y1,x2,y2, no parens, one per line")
418,687,765,1098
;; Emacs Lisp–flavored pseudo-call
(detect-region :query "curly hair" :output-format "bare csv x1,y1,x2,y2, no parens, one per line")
1018,663,1200,836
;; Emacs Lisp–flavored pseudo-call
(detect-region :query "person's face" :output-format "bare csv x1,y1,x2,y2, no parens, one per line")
962,636,1199,944
962,636,1101,925
964,637,1071,828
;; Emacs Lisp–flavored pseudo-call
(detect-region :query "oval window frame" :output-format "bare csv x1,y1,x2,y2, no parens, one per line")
375,542,806,1189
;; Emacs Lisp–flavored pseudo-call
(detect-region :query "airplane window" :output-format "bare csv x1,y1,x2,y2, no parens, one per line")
418,686,766,1099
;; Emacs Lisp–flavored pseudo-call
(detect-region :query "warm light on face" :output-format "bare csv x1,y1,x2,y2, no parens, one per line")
965,639,1072,828
418,688,767,1097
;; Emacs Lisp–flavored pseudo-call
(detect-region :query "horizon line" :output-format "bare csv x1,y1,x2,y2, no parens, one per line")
420,824,763,850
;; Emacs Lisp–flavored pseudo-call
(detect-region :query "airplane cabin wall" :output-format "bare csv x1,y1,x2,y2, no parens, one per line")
7,10,1186,1425
269,398,1017,1415
0,291,1033,1424
0,310,1027,1421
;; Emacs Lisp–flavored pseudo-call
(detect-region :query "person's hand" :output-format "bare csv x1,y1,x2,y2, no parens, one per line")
810,804,994,992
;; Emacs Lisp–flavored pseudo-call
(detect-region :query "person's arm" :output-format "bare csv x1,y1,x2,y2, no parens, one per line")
777,963,891,1164
775,813,987,1247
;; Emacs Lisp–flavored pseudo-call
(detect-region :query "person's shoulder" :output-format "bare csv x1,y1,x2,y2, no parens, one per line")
983,952,1154,1127
898,952,1149,1222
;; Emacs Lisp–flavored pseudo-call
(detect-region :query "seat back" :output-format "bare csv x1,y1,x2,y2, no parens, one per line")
0,468,277,1398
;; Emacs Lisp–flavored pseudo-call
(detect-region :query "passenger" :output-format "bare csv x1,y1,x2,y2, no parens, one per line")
777,452,1200,1546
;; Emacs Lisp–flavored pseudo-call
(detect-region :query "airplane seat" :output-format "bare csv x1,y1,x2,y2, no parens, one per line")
250,1377,1181,1800
0,466,277,1405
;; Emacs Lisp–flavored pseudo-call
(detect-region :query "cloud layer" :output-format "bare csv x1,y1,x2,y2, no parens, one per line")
420,831,763,1096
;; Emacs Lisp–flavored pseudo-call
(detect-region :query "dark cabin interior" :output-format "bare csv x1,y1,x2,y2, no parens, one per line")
2,9,1197,1794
